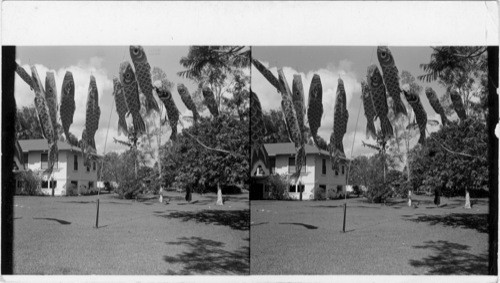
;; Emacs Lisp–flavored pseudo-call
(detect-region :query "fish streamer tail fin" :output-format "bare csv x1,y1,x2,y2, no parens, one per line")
132,113,146,135
440,113,450,126
146,96,160,115
394,98,408,118
380,116,394,141
291,146,306,179
118,116,129,136
418,130,426,145
44,142,58,176
366,120,377,140
169,126,177,142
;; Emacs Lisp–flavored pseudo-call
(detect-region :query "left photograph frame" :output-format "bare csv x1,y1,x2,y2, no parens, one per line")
2,46,251,275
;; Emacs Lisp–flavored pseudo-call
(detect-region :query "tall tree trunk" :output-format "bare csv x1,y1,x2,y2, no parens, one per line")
464,189,471,209
216,183,223,205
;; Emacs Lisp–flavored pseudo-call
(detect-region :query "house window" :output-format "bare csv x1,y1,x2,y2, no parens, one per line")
73,154,78,171
41,180,49,189
41,153,48,169
22,153,28,164
335,170,338,176
89,181,94,189
322,159,326,175
270,157,276,174
337,185,343,194
93,161,96,171
289,185,296,192
87,165,90,172
288,157,295,174
50,180,57,189
342,166,345,175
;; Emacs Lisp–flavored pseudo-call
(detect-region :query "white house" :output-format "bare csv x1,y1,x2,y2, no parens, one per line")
18,139,99,196
258,143,348,200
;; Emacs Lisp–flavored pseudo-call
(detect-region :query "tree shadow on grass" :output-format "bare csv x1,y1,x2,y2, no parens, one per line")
163,236,249,275
409,240,488,275
155,209,250,231
33,217,71,225
279,222,318,229
404,213,488,233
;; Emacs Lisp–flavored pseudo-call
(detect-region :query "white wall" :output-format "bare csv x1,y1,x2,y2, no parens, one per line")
272,153,347,200
65,151,98,195
24,150,98,196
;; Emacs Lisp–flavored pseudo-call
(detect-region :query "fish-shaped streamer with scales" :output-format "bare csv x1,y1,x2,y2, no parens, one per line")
83,76,100,150
15,63,35,90
425,87,450,126
367,64,393,141
449,87,467,121
119,61,146,135
402,85,427,145
155,86,180,141
250,91,269,173
60,71,78,146
113,77,129,136
129,46,160,115
31,65,57,175
278,69,305,177
252,59,281,91
377,46,407,118
330,78,349,171
177,84,200,123
202,86,219,118
307,74,324,148
45,72,59,141
292,75,307,144
361,81,377,140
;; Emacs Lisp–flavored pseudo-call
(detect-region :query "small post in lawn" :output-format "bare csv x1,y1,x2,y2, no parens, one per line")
95,198,100,228
343,202,347,232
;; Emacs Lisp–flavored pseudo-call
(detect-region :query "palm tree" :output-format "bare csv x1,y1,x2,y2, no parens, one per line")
177,46,250,113
418,46,488,118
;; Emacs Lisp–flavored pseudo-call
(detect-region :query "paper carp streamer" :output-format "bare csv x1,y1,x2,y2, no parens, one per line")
307,74,324,148
425,87,450,126
330,78,349,171
278,69,305,177
202,86,219,118
119,61,146,135
129,46,160,115
377,46,407,118
31,65,57,175
45,72,59,141
60,71,77,145
113,77,129,136
81,76,101,167
15,63,35,90
177,84,200,123
292,75,307,144
361,81,377,140
250,91,269,175
155,86,180,141
252,58,281,91
449,87,467,121
402,85,427,145
367,64,393,141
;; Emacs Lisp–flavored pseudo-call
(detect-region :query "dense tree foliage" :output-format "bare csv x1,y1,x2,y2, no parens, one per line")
160,114,249,193
408,119,488,197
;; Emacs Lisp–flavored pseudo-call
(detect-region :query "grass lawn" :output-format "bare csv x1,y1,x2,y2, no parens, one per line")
13,191,249,275
250,195,489,275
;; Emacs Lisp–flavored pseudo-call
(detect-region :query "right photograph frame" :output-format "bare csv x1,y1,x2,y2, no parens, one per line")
249,46,498,275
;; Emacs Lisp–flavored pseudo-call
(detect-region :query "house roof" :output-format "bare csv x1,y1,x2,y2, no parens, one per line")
264,143,349,161
19,139,79,152
18,139,102,158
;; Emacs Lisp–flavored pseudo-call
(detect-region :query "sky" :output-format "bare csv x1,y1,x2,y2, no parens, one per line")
15,46,206,155
251,46,453,159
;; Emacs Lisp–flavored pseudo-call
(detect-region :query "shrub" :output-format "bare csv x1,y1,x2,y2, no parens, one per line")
15,170,42,196
265,174,290,200
66,182,78,196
